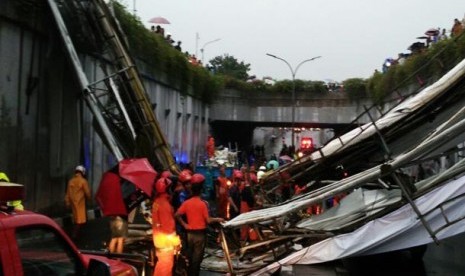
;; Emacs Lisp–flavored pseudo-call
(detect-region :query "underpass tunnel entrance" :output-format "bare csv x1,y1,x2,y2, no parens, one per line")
210,120,356,163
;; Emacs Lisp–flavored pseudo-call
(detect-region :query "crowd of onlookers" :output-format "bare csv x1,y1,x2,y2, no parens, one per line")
150,25,204,67
381,15,465,74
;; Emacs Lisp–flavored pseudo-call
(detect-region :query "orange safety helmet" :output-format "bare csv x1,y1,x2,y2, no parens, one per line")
178,170,192,183
155,177,171,194
190,173,205,185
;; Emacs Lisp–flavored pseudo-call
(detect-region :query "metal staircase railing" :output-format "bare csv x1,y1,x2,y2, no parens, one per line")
47,0,179,172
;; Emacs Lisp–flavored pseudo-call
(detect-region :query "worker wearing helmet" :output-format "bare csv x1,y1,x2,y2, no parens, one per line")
215,165,230,219
0,172,24,211
248,165,258,185
160,170,172,179
175,174,224,276
65,165,91,240
152,177,180,276
227,170,243,219
240,173,255,242
172,170,192,211
257,166,266,182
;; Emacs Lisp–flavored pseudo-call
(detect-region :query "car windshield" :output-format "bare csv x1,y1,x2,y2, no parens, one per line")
16,226,85,276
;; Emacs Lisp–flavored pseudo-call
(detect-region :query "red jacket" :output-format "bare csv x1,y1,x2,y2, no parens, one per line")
152,194,175,234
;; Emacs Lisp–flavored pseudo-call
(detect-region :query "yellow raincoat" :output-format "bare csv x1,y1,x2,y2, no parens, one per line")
65,173,91,224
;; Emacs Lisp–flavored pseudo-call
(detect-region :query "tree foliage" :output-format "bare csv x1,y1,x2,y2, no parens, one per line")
112,2,222,103
343,78,367,102
209,54,251,81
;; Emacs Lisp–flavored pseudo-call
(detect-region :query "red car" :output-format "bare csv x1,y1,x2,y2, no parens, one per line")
0,183,137,276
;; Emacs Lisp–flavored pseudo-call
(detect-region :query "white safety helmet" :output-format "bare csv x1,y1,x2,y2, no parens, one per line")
259,166,266,171
257,170,265,181
75,165,86,175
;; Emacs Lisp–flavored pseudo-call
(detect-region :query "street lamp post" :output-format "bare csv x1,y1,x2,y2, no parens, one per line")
266,53,321,148
200,38,221,64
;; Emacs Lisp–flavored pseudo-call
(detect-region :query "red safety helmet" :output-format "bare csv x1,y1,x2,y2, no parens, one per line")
178,170,192,183
190,173,205,185
155,177,171,194
233,170,244,180
161,170,172,179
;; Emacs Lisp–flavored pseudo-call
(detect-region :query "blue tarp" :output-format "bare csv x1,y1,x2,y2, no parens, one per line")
195,166,234,200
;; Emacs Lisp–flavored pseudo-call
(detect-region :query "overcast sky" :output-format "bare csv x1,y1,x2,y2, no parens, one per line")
128,0,465,82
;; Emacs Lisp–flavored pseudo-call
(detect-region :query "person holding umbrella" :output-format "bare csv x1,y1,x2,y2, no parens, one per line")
152,177,180,276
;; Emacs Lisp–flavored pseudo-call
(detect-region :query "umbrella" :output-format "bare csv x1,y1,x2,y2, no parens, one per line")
119,158,158,196
425,28,439,36
279,155,293,162
266,160,279,170
95,158,158,216
95,171,127,216
148,16,170,24
408,42,425,51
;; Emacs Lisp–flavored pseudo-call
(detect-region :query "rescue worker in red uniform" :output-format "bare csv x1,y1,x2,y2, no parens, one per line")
227,170,242,219
172,170,192,212
206,136,215,159
152,177,180,276
175,174,224,276
240,176,255,242
215,165,230,219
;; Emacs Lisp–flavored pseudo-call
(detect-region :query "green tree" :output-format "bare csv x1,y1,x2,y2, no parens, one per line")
343,78,367,102
209,54,251,81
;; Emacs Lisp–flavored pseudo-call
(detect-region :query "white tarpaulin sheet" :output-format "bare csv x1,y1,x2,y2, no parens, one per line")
251,174,465,275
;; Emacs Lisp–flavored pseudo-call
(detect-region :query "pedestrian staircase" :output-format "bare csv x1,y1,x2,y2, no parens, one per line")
46,0,179,173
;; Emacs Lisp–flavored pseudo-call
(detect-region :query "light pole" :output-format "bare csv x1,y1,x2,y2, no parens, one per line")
200,38,221,64
266,53,321,148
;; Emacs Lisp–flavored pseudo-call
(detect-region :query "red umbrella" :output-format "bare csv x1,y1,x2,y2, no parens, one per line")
95,158,158,216
279,155,293,162
119,158,158,196
95,171,127,216
148,16,170,24
425,28,439,36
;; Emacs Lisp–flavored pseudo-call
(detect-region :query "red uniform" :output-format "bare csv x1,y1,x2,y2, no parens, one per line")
152,194,179,276
176,194,214,276
216,176,229,219
206,137,215,158
240,184,254,241
177,196,209,230
152,194,175,234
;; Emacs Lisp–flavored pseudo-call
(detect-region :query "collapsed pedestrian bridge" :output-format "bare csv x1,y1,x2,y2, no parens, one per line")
206,45,465,274
43,0,465,274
